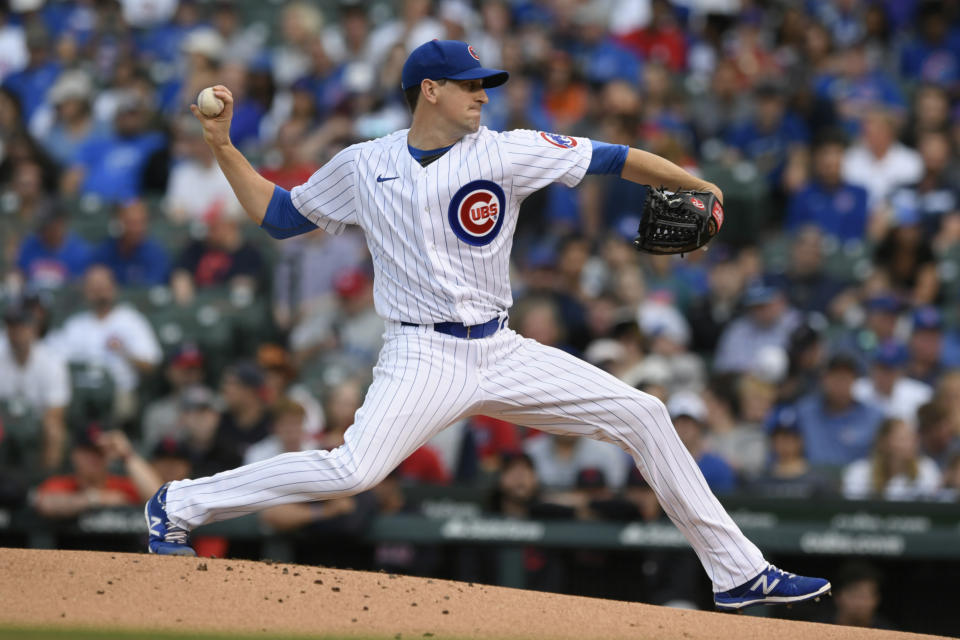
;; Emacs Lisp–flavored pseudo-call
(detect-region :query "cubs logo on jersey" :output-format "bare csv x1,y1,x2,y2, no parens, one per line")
539,131,578,149
447,179,506,246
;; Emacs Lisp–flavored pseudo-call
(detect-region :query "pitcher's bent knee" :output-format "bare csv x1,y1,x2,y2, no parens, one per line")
306,452,388,497
622,391,671,424
346,468,388,494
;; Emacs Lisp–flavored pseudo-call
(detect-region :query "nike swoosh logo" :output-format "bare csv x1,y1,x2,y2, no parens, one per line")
376,175,399,183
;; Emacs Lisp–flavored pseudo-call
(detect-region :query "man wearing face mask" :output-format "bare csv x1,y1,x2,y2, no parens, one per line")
47,264,162,420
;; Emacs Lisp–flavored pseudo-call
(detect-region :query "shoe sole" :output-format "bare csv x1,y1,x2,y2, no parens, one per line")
714,582,832,611
154,545,198,557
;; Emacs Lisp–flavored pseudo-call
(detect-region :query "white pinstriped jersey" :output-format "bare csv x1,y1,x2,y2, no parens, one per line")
290,127,594,325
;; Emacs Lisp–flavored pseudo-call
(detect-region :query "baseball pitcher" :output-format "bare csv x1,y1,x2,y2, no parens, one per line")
146,40,829,611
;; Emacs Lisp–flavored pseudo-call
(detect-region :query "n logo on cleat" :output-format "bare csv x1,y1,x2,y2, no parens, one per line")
751,575,780,595
149,515,162,536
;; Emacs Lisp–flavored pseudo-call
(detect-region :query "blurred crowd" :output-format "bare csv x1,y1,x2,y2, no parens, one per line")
2,0,960,589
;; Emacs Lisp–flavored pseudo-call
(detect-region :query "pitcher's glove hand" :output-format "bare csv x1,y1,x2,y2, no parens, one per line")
632,188,724,255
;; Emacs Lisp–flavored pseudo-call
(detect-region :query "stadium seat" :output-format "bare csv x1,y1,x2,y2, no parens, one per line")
0,399,43,473
66,362,116,426
701,161,771,247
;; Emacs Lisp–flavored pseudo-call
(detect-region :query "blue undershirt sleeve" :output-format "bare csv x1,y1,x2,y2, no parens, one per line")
260,185,318,239
586,140,629,175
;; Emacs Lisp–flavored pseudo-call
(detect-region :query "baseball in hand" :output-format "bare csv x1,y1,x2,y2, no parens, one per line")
197,87,224,117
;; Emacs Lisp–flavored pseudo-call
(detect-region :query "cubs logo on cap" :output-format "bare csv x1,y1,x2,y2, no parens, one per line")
448,179,506,246
468,45,480,61
539,131,578,149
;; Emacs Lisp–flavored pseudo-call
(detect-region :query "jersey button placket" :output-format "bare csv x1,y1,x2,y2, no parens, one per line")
416,178,443,276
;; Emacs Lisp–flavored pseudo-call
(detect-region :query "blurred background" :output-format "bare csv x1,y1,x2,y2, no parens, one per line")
0,0,959,635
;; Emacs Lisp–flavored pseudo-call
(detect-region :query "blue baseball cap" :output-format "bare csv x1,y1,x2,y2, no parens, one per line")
765,406,801,435
872,341,908,368
865,294,902,315
912,306,942,331
826,351,863,374
743,282,779,307
401,40,509,91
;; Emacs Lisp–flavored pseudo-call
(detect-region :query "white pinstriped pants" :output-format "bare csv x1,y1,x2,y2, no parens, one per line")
165,323,767,591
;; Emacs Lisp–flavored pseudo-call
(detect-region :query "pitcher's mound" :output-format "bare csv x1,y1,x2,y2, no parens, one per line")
0,549,943,639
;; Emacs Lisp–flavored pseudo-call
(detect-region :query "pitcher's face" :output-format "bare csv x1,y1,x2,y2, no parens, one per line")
434,78,488,134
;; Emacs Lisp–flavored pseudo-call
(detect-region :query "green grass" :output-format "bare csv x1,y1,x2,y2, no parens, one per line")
0,627,386,640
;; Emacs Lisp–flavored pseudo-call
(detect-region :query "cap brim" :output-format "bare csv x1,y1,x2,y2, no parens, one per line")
874,360,905,368
445,67,509,88
770,426,801,435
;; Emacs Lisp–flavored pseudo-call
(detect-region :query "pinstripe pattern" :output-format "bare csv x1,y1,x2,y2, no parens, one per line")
286,127,590,325
166,325,478,526
165,329,765,591
165,126,769,593
477,330,767,590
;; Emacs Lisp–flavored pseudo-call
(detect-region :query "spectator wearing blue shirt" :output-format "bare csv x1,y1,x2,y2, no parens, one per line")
724,81,809,190
16,199,90,290
229,65,274,149
882,0,920,30
749,406,833,499
906,306,948,387
786,131,869,242
90,199,170,287
814,41,905,135
64,92,166,203
813,0,866,48
899,2,960,89
570,5,642,86
668,391,736,494
832,294,904,365
793,353,885,466
36,70,105,167
135,1,205,66
38,1,98,46
765,226,844,315
1,25,61,122
714,283,801,375
484,72,553,135
292,38,347,124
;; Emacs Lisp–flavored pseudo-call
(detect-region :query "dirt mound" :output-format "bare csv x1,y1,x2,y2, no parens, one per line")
0,549,944,639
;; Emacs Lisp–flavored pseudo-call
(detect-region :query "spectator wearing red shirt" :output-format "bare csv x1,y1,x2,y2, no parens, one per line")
616,0,687,73
469,415,522,471
258,119,320,190
33,424,140,519
398,445,450,484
